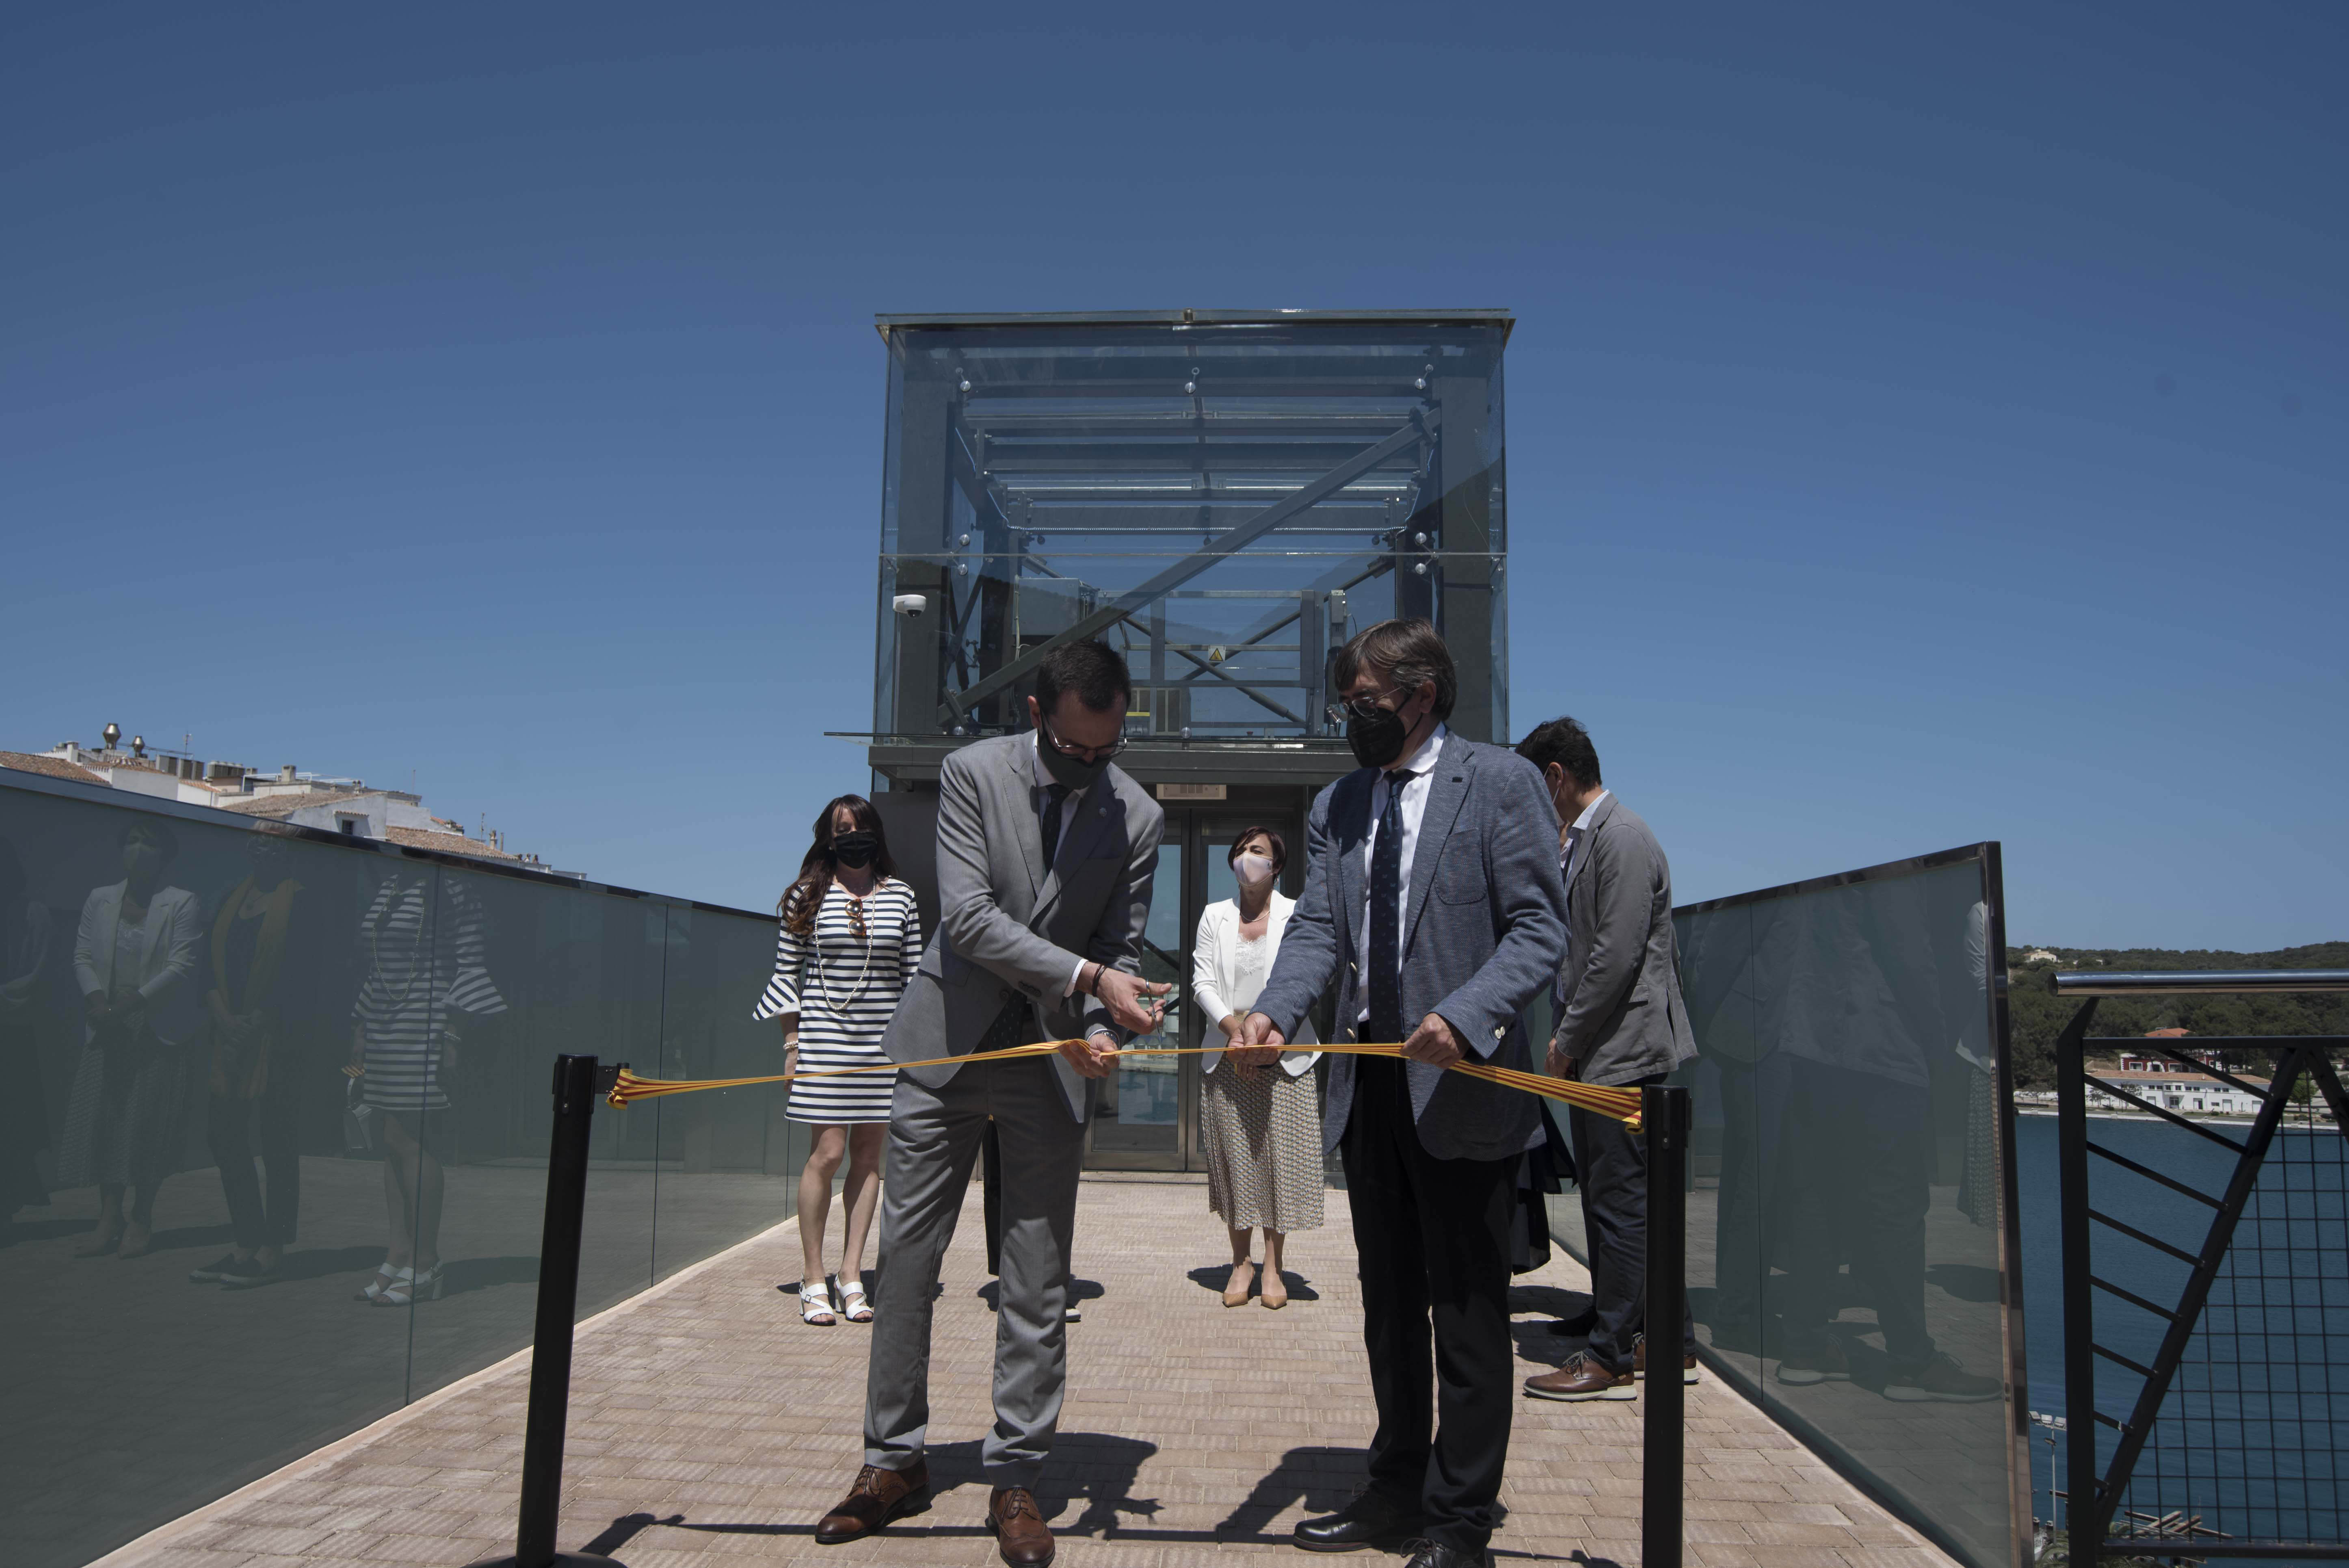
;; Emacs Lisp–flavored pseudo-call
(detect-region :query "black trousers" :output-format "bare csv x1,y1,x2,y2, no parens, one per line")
208,1087,300,1251
1570,1071,1696,1371
1342,1057,1517,1554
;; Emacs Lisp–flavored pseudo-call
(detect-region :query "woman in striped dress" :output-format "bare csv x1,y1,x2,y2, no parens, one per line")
754,795,919,1326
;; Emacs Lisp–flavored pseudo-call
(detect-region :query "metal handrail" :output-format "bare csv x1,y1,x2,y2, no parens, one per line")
2055,969,2349,996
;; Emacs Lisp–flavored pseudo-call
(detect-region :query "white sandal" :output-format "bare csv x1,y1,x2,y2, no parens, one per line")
355,1263,400,1303
799,1280,838,1325
839,1280,873,1323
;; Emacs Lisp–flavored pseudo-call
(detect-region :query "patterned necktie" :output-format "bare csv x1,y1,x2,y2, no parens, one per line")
1039,783,1071,876
1367,770,1412,1042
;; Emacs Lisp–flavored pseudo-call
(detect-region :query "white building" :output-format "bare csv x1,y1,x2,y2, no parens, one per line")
2,726,571,876
2087,1067,2269,1118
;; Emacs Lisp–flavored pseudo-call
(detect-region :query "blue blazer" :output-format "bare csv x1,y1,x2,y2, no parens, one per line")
1250,733,1568,1161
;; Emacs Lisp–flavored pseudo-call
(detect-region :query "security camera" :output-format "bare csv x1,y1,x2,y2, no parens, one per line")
892,594,928,617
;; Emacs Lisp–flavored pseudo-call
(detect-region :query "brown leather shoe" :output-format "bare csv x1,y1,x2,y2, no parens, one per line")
1524,1349,1636,1401
1634,1333,1700,1385
987,1485,1056,1565
813,1460,928,1544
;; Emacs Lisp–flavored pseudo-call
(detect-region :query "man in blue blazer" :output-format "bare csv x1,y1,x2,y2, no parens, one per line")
1237,619,1568,1568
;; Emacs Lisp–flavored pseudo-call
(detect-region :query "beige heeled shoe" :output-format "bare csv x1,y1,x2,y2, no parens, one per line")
1222,1259,1256,1308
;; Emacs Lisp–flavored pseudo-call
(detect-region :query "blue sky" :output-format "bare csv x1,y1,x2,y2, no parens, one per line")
3,2,2341,947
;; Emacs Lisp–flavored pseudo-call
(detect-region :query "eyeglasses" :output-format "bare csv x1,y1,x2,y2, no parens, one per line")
1323,684,1407,730
1040,716,1129,764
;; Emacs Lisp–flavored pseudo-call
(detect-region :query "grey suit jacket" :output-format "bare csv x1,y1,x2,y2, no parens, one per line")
1551,793,1697,1087
1250,734,1568,1162
879,732,1165,1122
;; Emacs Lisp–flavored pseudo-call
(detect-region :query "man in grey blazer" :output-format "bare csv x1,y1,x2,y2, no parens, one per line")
1236,619,1566,1568
1513,716,1700,1402
814,639,1169,1567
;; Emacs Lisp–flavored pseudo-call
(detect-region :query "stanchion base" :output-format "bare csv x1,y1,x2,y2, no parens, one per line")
461,1554,626,1567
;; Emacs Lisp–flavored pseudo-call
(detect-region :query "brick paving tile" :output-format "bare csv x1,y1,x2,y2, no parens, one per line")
104,1180,1964,1568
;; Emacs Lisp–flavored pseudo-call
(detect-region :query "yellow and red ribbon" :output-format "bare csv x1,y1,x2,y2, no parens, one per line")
605,1040,1642,1129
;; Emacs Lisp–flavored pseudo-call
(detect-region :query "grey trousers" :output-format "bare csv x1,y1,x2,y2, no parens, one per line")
863,1055,1086,1488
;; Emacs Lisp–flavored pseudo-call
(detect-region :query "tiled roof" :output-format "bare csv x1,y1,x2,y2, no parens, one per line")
0,750,104,785
218,789,378,818
384,826,518,862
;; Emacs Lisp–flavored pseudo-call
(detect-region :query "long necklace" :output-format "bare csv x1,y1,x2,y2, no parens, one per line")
815,879,879,1014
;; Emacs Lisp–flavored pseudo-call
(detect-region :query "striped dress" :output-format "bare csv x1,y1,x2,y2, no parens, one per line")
354,873,506,1114
754,879,920,1125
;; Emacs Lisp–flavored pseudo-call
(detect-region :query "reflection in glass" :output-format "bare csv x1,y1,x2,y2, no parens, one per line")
1665,854,2016,1568
0,837,56,1216
0,772,800,1568
60,817,203,1258
348,866,508,1305
193,828,310,1285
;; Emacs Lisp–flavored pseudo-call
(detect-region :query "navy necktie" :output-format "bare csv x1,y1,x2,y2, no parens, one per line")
1367,771,1412,1042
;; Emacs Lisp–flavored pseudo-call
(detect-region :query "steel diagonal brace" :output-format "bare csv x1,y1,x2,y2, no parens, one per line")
936,407,1439,725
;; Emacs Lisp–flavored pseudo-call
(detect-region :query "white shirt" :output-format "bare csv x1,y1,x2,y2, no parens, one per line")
1562,787,1609,885
1356,723,1447,1022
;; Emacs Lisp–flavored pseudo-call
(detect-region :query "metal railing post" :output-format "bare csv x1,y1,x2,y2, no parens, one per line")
1643,1083,1691,1568
2055,1000,2101,1568
466,1053,625,1568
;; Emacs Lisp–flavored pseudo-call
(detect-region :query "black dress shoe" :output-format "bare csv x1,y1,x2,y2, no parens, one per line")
1293,1490,1424,1552
1400,1540,1492,1568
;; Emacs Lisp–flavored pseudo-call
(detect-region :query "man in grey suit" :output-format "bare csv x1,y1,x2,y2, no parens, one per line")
1236,619,1566,1568
1514,716,1700,1402
814,639,1169,1568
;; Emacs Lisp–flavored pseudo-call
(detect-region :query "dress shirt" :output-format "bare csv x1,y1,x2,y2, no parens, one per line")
1356,723,1448,1023
1561,788,1609,891
1030,733,1103,1009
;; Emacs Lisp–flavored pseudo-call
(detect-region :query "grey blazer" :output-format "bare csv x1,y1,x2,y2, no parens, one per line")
1250,734,1568,1162
879,732,1165,1122
1551,793,1697,1087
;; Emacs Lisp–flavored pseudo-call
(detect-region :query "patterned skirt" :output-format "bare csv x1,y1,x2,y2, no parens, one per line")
1201,1063,1325,1233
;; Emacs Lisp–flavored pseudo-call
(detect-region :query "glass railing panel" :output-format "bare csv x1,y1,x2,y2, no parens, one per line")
397,866,666,1403
0,784,417,1568
1677,852,2012,1568
648,901,806,1284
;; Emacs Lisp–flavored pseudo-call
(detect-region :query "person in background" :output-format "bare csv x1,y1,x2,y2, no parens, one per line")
0,838,56,1221
61,818,203,1259
1514,717,1701,1402
1192,826,1322,1309
1236,618,1566,1568
188,828,307,1290
755,794,921,1327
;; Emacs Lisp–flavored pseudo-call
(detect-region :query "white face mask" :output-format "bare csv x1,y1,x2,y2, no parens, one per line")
1235,853,1275,887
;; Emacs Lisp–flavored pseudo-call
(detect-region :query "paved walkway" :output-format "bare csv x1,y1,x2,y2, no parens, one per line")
118,1177,1957,1568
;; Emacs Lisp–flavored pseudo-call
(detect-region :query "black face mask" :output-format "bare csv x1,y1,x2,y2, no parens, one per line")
831,831,878,869
1344,701,1412,770
1039,744,1109,793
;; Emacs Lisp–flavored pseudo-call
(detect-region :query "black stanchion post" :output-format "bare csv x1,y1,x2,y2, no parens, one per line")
1642,1083,1690,1568
982,1119,1004,1277
466,1053,625,1568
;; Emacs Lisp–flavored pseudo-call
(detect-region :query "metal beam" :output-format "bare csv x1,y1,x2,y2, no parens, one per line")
939,407,1437,724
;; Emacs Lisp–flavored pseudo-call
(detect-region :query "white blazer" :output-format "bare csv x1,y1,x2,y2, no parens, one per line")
74,881,204,1047
1192,891,1320,1076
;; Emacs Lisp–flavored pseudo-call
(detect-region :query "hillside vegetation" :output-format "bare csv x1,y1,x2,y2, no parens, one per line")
2004,942,2349,1088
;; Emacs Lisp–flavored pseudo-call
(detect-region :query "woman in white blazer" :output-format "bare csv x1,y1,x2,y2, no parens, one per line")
1192,826,1322,1308
60,816,204,1259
